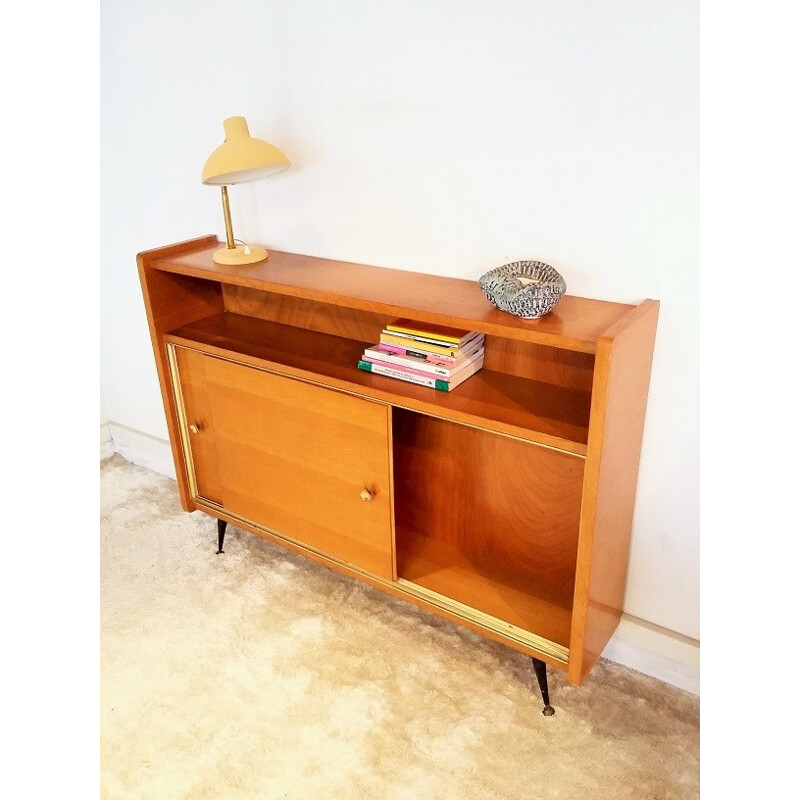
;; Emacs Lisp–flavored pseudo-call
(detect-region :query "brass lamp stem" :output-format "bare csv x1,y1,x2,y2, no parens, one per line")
220,185,235,249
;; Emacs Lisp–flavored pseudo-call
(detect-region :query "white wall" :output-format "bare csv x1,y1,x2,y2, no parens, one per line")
100,384,108,427
101,1,699,655
100,384,113,459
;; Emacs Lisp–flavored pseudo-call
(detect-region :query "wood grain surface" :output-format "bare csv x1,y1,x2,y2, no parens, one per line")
174,347,395,581
569,300,660,683
173,347,224,504
393,411,584,647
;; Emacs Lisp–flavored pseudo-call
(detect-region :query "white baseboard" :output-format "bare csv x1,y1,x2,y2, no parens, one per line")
604,616,699,695
100,420,699,694
100,422,115,460
106,422,176,479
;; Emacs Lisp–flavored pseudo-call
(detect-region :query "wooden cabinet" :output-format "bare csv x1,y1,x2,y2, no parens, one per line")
138,236,658,688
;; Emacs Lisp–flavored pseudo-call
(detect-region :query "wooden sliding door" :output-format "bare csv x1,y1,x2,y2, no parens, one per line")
170,344,395,581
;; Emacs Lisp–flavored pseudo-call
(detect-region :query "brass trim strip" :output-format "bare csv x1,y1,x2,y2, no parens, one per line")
166,343,199,498
397,579,570,664
166,340,586,459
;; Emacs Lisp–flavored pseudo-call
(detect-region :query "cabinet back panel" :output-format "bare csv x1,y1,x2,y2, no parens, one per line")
223,285,388,343
482,336,595,391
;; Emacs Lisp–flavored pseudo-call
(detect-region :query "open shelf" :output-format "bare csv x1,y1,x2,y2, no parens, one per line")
166,311,592,455
396,531,574,648
392,408,582,650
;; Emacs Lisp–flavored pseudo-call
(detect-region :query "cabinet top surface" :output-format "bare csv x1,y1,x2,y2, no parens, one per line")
141,236,639,352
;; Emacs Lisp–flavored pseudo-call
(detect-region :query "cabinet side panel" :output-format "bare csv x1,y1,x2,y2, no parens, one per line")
137,257,224,508
569,300,659,684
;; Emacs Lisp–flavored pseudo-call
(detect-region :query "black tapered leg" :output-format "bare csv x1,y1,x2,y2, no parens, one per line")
216,519,227,554
532,657,555,716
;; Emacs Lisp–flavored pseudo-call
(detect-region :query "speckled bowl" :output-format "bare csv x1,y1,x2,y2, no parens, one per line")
478,261,567,319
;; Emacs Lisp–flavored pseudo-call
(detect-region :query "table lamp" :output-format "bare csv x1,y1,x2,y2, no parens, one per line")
201,116,289,265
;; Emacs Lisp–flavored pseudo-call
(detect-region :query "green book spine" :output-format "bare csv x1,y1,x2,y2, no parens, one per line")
359,359,453,391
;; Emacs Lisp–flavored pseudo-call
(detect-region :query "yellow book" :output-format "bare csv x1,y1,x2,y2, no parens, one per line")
385,318,473,345
379,331,483,358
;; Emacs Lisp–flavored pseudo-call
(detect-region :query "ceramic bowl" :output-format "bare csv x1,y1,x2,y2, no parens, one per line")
478,261,566,319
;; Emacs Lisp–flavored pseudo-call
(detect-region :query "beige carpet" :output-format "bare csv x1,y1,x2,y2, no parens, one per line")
100,455,699,800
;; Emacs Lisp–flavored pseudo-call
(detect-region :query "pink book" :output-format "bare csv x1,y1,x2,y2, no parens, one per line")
377,342,464,365
363,354,449,380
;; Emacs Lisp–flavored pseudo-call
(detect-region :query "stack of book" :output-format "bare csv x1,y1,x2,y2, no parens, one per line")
357,318,485,391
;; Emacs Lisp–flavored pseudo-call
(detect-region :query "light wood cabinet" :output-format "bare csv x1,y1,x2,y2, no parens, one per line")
138,236,658,697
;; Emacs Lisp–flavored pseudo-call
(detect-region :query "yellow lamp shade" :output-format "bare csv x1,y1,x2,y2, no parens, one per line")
201,116,289,185
201,116,289,266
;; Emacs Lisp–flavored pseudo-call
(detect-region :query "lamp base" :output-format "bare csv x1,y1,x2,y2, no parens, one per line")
212,244,268,265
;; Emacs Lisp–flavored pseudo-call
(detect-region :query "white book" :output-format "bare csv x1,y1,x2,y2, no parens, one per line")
357,356,484,392
358,360,438,388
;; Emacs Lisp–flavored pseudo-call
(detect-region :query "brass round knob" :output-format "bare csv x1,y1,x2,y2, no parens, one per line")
360,488,373,502
188,423,202,434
